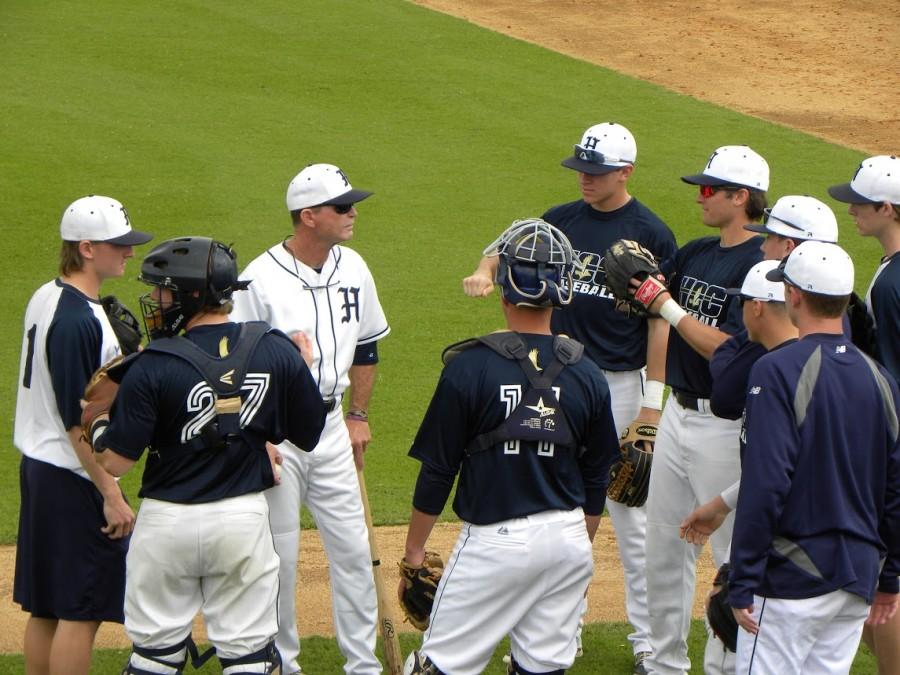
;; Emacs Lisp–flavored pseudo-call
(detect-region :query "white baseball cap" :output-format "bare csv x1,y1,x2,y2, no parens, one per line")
828,155,900,205
766,240,854,296
726,260,785,302
561,122,637,175
60,195,152,246
745,195,838,242
682,145,770,192
286,163,373,211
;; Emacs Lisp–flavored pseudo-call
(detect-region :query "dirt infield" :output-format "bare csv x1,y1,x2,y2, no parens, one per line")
413,0,899,153
0,521,716,652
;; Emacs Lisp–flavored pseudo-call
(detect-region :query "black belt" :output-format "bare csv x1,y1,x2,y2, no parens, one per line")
673,390,705,411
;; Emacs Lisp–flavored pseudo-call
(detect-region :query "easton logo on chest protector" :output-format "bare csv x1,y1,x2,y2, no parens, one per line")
443,332,584,455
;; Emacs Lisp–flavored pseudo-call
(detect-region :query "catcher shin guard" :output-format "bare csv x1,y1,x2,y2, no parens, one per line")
403,650,444,675
122,642,189,675
219,640,281,674
507,656,563,675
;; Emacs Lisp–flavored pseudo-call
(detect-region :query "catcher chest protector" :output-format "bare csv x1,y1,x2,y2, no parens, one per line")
446,332,583,455
143,321,270,452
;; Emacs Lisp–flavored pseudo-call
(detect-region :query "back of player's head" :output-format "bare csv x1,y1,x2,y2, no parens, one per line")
139,237,249,338
485,218,575,308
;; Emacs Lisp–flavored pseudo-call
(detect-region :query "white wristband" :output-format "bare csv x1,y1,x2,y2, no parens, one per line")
659,298,688,327
642,380,665,411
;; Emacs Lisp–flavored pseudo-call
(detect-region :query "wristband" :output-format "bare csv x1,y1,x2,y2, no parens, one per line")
346,408,369,422
659,298,688,327
642,379,665,411
90,419,110,449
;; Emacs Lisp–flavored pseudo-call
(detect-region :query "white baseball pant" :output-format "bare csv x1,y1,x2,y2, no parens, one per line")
645,396,742,675
736,590,868,674
421,509,593,674
267,408,380,675
125,494,279,660
602,368,652,656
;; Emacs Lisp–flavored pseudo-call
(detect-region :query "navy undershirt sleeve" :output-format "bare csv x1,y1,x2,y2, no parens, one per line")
47,309,103,429
353,341,378,365
412,463,456,515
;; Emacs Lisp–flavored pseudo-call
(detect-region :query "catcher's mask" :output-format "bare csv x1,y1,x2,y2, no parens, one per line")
138,237,249,339
485,218,576,308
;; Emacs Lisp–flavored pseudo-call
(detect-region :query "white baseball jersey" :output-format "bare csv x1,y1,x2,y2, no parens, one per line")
15,279,121,478
231,242,390,400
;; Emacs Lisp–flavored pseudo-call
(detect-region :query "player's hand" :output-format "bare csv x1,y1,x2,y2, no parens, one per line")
628,276,671,314
346,418,371,470
680,495,730,546
732,605,758,635
634,406,661,426
463,272,494,297
101,491,135,539
266,441,283,486
289,330,314,368
866,591,899,625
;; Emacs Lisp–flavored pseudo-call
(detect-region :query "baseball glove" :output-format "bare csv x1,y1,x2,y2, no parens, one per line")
398,552,444,631
80,355,126,449
607,421,656,507
847,291,877,358
603,240,666,316
707,563,738,652
101,295,143,355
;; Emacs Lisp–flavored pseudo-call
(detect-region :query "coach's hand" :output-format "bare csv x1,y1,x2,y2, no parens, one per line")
347,418,371,470
102,490,135,539
867,591,899,625
732,605,758,635
463,271,494,297
289,330,314,369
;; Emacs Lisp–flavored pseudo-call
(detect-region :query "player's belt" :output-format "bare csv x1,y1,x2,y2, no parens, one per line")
672,390,705,411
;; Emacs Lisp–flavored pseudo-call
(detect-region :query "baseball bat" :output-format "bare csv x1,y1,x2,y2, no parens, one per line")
357,468,404,675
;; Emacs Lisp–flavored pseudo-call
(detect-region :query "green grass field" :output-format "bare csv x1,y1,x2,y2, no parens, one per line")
0,0,880,670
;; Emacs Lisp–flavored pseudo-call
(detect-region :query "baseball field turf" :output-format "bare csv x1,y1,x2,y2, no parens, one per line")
0,0,879,671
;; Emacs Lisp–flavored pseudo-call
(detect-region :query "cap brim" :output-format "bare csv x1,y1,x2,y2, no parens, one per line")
561,157,623,175
320,189,373,206
681,173,726,186
827,183,878,205
743,223,772,234
725,287,744,296
765,267,787,283
105,229,154,246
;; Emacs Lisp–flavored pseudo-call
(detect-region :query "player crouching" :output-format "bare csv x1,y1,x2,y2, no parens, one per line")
84,237,326,674
399,219,620,674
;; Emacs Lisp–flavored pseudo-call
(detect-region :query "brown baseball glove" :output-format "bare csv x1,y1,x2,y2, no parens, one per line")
80,354,126,449
607,421,657,507
398,552,444,631
603,239,667,316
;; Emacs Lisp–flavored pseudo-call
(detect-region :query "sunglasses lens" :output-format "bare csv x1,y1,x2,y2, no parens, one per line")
333,203,353,214
700,185,715,198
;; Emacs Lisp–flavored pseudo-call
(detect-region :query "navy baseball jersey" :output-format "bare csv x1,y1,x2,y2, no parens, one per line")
15,280,121,477
729,334,900,608
408,333,619,525
867,252,900,383
709,331,785,420
542,198,677,370
661,236,763,397
101,322,326,503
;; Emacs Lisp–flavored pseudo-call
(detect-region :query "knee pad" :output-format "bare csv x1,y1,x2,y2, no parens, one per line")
403,650,444,675
219,639,281,675
122,641,189,674
507,656,564,675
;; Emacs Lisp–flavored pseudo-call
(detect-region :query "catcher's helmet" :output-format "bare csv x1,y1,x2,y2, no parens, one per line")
138,236,249,338
485,218,575,308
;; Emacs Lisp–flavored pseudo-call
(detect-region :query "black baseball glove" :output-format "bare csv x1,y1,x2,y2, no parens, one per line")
603,239,667,316
398,552,444,631
607,421,656,507
101,295,143,355
847,291,877,358
707,563,738,652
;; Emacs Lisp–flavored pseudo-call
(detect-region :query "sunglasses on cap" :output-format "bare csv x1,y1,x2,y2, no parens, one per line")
573,144,631,167
761,208,804,232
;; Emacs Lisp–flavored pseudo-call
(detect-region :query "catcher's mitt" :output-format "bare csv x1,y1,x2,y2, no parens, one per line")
603,240,666,316
607,421,656,507
707,563,738,652
101,295,143,355
398,552,444,631
80,354,126,449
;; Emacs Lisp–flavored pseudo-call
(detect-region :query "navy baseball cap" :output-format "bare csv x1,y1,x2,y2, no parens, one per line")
561,123,636,175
